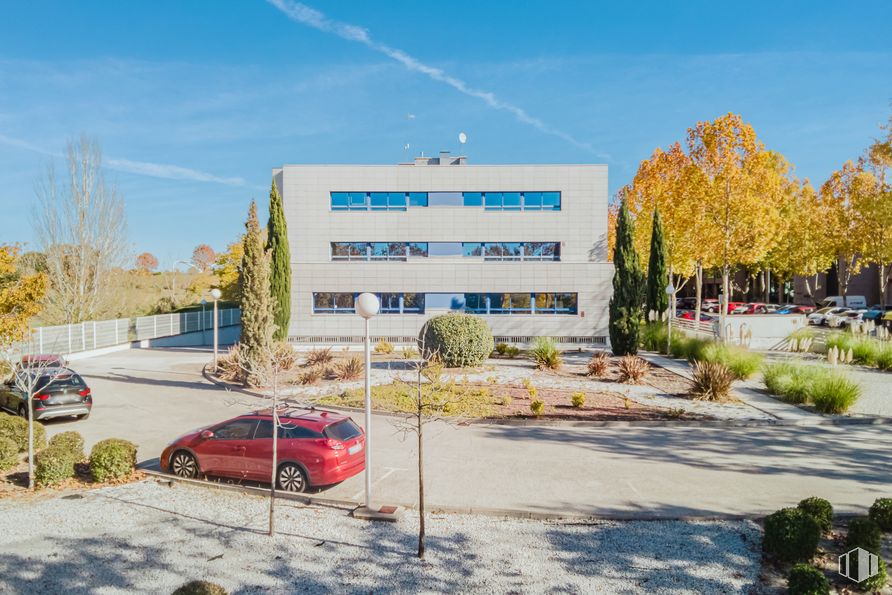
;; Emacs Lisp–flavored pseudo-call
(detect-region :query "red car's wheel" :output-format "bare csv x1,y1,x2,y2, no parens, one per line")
170,451,199,479
277,463,307,493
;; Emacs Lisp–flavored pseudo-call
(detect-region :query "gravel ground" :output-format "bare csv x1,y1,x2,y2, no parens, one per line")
0,480,763,594
273,352,772,421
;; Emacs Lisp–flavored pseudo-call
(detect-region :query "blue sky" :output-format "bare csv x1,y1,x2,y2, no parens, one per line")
1,1,890,266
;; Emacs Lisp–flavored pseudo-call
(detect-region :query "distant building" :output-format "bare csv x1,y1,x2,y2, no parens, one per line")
274,152,612,346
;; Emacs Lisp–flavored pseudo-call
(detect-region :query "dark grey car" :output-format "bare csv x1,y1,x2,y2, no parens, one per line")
0,368,93,421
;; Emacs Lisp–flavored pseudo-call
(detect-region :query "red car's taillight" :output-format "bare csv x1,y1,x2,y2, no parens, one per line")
78,388,91,397
34,393,50,401
323,439,345,450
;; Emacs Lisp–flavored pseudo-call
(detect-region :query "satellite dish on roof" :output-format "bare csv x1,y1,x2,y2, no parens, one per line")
458,132,467,144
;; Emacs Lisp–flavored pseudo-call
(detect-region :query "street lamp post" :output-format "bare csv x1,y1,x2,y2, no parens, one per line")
210,288,222,371
665,283,676,354
355,292,379,510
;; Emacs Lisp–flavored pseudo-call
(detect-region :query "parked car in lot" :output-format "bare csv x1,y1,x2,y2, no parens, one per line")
160,408,365,493
736,303,770,314
826,309,867,329
0,367,92,420
819,295,867,309
862,305,892,322
775,305,816,315
807,307,846,326
677,310,715,321
19,354,68,370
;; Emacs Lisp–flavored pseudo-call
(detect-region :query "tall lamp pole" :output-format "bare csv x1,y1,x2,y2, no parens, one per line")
210,288,222,371
355,293,379,510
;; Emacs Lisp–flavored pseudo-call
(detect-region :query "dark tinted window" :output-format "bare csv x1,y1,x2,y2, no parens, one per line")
281,424,324,439
214,419,258,440
324,419,362,441
36,373,84,391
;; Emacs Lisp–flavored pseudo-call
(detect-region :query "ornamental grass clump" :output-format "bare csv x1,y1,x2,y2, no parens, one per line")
786,564,830,595
762,362,860,413
89,438,137,482
876,344,892,371
639,322,669,354
700,343,763,380
528,337,562,370
809,373,861,414
304,347,334,367
690,361,734,401
587,351,610,377
763,507,821,563
797,497,833,534
571,392,586,408
373,340,394,354
333,357,364,381
617,355,649,384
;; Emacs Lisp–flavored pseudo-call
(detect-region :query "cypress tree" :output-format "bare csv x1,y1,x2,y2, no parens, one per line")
645,208,669,316
240,201,274,387
266,178,291,341
609,200,645,355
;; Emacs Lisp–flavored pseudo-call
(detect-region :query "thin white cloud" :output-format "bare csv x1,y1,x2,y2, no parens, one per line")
267,0,603,156
0,133,246,186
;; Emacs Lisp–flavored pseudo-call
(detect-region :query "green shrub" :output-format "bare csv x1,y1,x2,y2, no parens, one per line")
826,333,855,354
787,564,830,595
571,392,586,408
528,337,562,370
763,507,821,563
859,557,887,592
846,517,882,553
869,498,892,531
700,343,763,379
850,338,881,366
690,361,734,401
494,343,509,356
48,431,85,461
762,363,861,412
171,580,229,595
810,373,861,413
420,313,494,368
35,446,77,487
797,497,833,533
90,438,137,482
0,415,47,452
530,399,545,416
640,322,669,353
0,437,18,471
505,346,520,358
876,345,892,371
373,340,394,354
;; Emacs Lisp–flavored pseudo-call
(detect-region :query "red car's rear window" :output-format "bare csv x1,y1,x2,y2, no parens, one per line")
324,419,362,441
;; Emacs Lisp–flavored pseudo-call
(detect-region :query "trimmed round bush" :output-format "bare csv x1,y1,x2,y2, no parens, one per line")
571,392,586,408
172,580,228,595
0,437,19,471
90,438,137,482
787,563,830,595
35,446,77,487
869,498,892,531
798,497,833,533
0,415,47,452
846,517,881,553
420,313,494,368
763,507,821,562
49,431,85,462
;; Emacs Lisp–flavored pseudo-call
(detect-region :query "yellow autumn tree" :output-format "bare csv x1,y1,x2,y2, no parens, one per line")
213,237,245,301
861,121,892,307
0,244,48,348
687,113,787,335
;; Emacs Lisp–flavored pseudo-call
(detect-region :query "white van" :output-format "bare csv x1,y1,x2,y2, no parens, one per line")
819,295,867,309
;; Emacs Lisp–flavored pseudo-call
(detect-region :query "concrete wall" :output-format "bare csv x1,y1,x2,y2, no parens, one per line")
278,162,612,344
141,325,241,348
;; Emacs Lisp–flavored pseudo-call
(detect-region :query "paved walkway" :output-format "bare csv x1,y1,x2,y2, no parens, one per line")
50,348,892,518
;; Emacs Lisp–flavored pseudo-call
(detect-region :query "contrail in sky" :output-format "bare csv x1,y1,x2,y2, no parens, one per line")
267,0,601,155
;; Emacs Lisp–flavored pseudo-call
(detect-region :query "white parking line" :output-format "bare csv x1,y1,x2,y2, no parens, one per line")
351,466,406,500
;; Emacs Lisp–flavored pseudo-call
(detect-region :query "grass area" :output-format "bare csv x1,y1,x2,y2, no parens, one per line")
699,344,763,380
762,362,861,413
824,333,892,369
315,382,496,417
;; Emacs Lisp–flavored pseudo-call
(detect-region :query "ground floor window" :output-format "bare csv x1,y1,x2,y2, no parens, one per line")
312,292,576,315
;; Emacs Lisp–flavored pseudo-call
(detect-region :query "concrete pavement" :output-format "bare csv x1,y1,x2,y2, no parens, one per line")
50,348,892,518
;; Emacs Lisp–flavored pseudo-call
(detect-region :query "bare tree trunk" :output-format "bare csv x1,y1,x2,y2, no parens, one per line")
764,269,771,303
269,376,278,537
694,261,703,322
880,264,887,311
27,398,35,490
720,265,730,342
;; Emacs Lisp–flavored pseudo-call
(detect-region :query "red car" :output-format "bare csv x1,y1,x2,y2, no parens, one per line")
160,408,365,493
677,311,715,321
737,303,769,314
